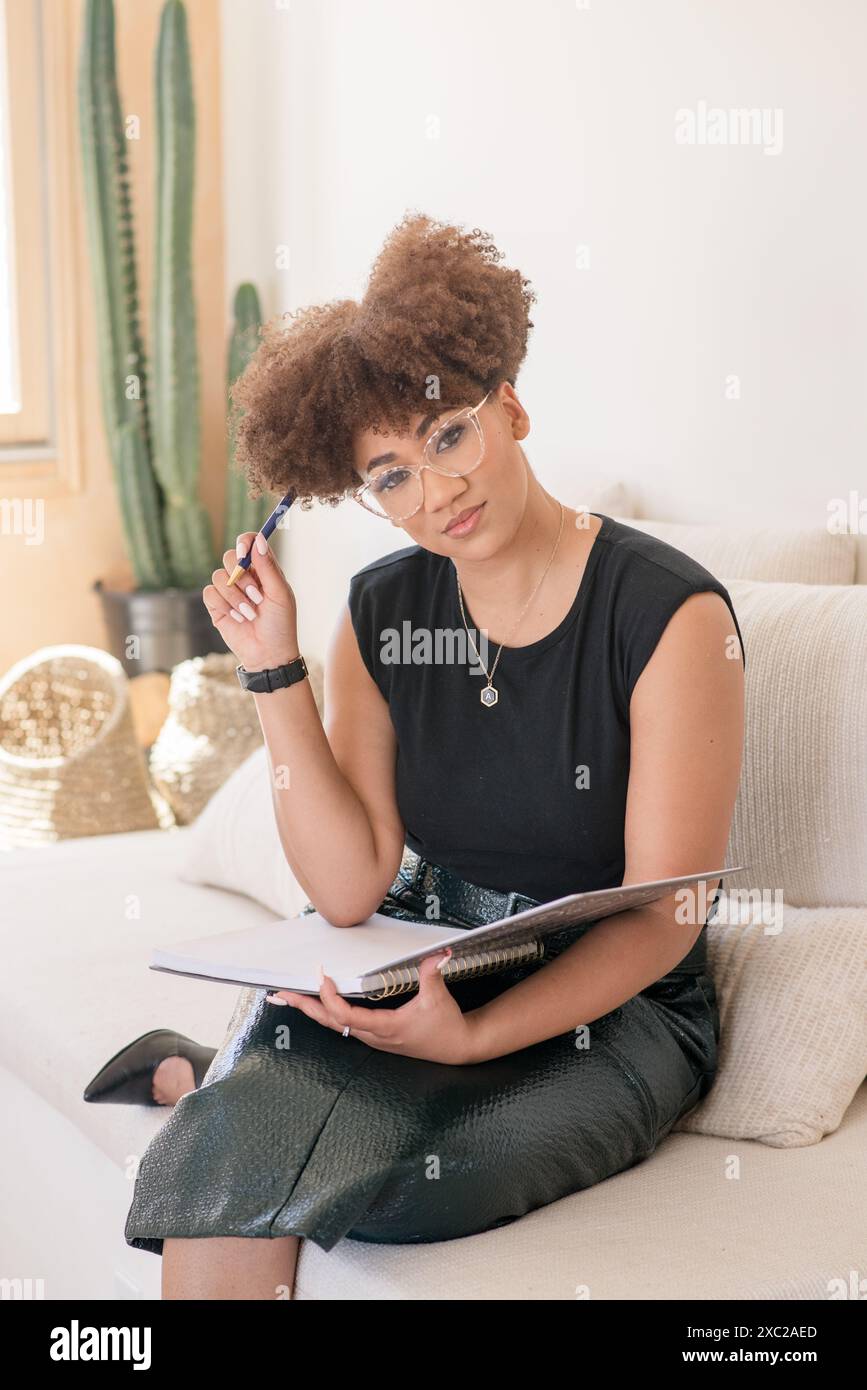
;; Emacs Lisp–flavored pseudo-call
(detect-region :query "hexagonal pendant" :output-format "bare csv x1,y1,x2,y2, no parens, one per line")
480,685,499,707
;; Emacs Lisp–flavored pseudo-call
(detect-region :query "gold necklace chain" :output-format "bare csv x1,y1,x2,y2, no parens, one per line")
454,501,566,708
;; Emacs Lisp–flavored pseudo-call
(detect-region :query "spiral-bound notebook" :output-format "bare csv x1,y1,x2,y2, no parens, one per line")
150,866,743,999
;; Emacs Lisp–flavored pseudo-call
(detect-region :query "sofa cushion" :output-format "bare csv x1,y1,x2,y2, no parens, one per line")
724,579,867,907
674,577,867,1144
293,1080,867,1300
676,902,867,1146
0,827,276,1172
611,515,857,584
178,744,312,919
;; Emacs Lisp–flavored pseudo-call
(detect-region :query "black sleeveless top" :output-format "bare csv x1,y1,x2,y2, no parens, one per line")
348,512,746,908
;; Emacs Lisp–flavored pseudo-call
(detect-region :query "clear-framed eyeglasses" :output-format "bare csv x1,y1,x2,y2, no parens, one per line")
353,390,492,522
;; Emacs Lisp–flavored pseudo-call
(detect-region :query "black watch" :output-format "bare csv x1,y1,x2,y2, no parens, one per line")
236,654,308,694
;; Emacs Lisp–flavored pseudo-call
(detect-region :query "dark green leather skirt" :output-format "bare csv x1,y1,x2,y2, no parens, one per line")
124,850,720,1256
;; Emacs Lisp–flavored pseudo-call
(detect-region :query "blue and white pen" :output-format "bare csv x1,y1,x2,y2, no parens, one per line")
226,489,296,588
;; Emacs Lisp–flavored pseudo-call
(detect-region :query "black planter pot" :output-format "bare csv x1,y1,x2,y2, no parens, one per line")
94,580,228,677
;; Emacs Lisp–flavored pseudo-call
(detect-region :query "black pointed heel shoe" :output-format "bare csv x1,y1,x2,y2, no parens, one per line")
83,1029,218,1106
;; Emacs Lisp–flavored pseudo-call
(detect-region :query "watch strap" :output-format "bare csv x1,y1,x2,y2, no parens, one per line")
236,655,308,693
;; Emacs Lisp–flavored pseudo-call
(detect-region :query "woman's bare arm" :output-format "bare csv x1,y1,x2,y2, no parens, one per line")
203,529,406,926
251,601,406,926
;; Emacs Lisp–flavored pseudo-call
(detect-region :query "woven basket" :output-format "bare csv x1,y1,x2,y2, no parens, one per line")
147,652,325,825
0,645,165,848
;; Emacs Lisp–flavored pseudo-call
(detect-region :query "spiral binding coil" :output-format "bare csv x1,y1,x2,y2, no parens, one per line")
365,938,546,1000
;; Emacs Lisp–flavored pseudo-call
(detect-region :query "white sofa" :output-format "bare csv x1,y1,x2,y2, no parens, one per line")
2,512,865,1299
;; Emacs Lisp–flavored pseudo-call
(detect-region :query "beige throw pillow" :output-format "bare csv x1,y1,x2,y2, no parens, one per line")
178,743,312,920
676,902,867,1146
177,654,325,914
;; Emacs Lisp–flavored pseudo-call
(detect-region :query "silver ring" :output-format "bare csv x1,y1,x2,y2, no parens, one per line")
341,1025,351,1039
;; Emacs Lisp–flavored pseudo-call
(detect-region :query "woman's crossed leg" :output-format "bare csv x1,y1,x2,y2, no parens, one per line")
162,1235,301,1300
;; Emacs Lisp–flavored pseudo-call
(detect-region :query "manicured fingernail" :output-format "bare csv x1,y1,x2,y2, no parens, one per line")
265,994,288,1005
229,610,244,623
236,540,247,559
239,602,256,620
244,585,263,604
255,534,268,555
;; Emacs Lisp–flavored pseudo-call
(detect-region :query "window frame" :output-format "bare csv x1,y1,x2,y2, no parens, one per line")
0,0,84,495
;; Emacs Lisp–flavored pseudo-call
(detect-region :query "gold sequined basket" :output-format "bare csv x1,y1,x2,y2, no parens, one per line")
0,644,163,849
147,651,325,826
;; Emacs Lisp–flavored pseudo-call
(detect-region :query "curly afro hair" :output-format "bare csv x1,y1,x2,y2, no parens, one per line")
228,211,537,510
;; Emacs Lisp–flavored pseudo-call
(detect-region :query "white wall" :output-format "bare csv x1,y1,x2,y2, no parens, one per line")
220,0,867,662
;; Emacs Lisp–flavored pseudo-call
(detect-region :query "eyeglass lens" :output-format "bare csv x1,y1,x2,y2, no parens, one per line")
363,411,482,520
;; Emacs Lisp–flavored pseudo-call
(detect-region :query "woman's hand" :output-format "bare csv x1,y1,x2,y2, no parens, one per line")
202,530,300,670
265,950,482,1065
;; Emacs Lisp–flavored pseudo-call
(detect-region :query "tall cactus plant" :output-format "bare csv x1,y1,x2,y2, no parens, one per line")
224,284,272,549
80,0,251,596
150,0,214,589
77,0,171,589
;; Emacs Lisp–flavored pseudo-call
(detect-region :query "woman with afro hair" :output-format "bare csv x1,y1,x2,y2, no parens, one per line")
121,211,746,1298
